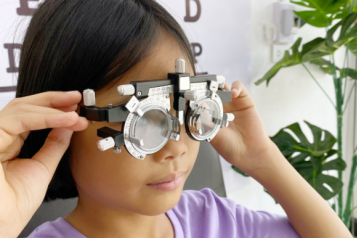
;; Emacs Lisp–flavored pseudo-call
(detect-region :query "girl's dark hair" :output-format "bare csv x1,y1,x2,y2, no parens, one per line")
16,0,195,201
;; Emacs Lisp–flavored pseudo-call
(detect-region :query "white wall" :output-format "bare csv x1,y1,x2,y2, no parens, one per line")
227,0,356,218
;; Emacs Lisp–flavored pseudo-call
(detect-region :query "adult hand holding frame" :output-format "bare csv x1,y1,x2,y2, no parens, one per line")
79,59,235,160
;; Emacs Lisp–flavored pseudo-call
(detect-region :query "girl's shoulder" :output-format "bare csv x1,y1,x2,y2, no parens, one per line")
167,188,300,238
25,217,85,238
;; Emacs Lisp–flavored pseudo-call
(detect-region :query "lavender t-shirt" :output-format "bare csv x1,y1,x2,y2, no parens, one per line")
26,188,300,238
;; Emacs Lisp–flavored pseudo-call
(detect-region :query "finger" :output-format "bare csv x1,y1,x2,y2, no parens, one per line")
223,81,255,113
56,104,78,113
18,114,87,142
0,111,80,152
0,134,24,163
12,91,81,109
31,128,73,182
222,79,231,91
65,117,89,131
0,117,88,163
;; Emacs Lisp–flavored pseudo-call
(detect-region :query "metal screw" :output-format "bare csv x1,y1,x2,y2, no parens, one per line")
91,121,95,125
113,147,121,154
140,155,144,159
109,104,113,108
138,91,142,96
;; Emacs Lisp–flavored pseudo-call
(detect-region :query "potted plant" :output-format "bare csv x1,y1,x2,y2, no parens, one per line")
233,0,357,234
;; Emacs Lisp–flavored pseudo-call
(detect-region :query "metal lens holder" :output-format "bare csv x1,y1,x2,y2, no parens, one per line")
79,58,235,160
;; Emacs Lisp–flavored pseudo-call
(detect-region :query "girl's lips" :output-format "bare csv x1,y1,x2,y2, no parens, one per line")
146,176,183,191
147,172,185,191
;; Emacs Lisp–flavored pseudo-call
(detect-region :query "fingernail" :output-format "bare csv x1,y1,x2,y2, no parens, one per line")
232,88,238,94
66,90,78,93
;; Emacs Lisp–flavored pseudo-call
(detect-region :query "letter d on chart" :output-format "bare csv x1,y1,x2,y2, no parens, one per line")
184,0,201,22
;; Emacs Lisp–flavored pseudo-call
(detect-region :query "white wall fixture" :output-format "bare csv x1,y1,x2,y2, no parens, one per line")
273,2,300,44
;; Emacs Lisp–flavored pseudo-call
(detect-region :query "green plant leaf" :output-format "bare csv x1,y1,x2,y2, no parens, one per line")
341,68,357,79
310,58,335,74
269,121,345,200
310,58,357,79
331,203,336,211
326,12,357,48
315,174,344,199
290,0,350,27
348,38,357,57
254,38,302,86
271,121,336,163
255,13,357,86
322,157,347,171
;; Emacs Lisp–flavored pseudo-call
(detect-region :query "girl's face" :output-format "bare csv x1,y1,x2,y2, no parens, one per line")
70,35,200,216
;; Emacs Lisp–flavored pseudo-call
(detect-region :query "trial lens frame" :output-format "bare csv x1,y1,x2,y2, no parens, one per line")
79,59,234,160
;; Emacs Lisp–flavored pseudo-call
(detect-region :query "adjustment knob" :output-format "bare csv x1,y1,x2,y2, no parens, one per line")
83,89,96,106
184,90,199,101
175,58,185,73
117,84,135,96
226,113,235,121
97,137,115,151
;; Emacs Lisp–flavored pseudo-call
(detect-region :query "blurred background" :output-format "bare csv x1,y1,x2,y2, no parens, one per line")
0,0,356,237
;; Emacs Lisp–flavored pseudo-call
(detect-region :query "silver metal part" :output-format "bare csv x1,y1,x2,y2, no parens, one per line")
177,110,184,125
191,82,208,91
125,96,144,117
210,91,218,100
117,84,135,96
97,137,115,151
184,90,199,101
220,113,235,128
169,111,181,141
187,95,223,142
216,75,226,89
123,95,171,160
175,58,185,73
179,76,191,91
170,132,180,141
206,137,213,143
227,113,235,122
209,81,219,92
148,85,174,96
113,147,121,154
129,136,144,147
83,89,96,106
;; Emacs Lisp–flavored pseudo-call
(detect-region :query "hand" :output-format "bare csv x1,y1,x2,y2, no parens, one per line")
0,91,88,238
210,81,276,176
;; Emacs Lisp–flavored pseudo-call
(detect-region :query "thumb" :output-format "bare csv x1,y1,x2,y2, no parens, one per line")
32,128,73,182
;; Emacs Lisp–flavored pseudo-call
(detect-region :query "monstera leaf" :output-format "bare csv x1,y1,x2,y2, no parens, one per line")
233,121,347,201
311,58,357,79
291,0,350,27
271,121,346,200
326,12,357,48
255,12,357,86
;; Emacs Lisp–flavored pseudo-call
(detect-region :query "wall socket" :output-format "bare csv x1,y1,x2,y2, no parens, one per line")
272,44,290,63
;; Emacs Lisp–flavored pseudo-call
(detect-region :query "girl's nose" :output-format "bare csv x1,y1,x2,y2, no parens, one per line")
152,129,189,163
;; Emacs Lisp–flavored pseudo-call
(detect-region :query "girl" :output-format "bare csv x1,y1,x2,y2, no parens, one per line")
0,0,351,237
